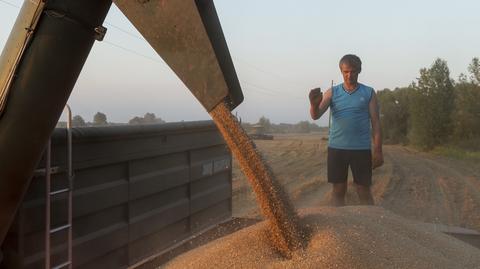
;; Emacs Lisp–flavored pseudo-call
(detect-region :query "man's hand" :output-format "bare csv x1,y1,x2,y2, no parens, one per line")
372,150,384,170
309,88,322,107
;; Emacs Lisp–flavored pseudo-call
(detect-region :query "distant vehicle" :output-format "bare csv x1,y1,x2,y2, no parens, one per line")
250,133,274,140
249,124,274,140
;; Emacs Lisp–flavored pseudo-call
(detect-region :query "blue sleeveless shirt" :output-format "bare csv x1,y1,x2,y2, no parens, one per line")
329,83,373,150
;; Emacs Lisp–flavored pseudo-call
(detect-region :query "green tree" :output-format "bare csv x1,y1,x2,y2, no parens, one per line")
452,58,480,140
93,112,107,126
145,112,165,123
129,113,165,125
377,87,410,144
468,57,480,84
408,58,454,149
295,121,311,133
72,115,86,127
452,82,480,139
308,122,322,132
143,113,157,123
257,116,272,132
128,116,143,125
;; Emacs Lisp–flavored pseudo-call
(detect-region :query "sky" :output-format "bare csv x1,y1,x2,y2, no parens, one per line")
0,0,479,126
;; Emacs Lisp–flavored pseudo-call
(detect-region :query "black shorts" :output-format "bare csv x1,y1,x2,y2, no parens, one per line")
327,147,372,186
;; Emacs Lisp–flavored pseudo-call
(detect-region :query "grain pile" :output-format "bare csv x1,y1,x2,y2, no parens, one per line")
209,102,304,257
164,206,480,269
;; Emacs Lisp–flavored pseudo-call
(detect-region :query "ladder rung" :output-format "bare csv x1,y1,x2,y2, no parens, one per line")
34,166,64,176
50,224,71,234
51,261,71,269
49,188,70,196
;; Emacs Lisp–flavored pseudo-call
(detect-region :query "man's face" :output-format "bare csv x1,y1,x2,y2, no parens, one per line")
340,63,360,85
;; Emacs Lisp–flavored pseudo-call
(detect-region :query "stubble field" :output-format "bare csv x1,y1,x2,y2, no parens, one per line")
232,132,480,232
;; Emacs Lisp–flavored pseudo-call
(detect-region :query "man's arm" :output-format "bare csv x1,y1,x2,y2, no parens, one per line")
310,88,332,120
369,90,384,169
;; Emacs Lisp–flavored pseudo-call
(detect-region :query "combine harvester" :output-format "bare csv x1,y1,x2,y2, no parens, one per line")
1,1,480,269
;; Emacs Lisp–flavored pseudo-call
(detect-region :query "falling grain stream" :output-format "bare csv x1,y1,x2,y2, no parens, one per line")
209,102,304,257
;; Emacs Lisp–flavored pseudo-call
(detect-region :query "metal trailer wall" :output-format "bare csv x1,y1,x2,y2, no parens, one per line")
1,121,232,269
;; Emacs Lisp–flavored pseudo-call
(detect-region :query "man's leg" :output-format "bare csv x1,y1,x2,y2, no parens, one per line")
331,182,347,206
356,184,374,205
328,148,349,207
350,149,374,205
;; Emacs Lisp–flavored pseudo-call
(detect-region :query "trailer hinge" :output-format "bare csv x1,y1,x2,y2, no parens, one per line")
94,25,107,41
44,9,108,42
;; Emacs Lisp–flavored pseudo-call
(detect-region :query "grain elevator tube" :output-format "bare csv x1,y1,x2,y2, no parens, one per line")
0,0,112,244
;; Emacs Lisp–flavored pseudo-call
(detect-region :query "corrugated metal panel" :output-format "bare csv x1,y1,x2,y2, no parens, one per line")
190,200,232,233
1,121,232,268
128,219,190,266
129,153,189,201
76,247,128,269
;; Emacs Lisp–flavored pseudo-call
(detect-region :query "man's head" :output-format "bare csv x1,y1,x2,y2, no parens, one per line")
339,54,362,86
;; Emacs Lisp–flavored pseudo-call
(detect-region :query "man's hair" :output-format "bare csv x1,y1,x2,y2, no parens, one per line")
339,54,362,72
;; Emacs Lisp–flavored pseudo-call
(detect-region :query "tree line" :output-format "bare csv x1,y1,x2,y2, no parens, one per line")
242,116,326,134
377,57,480,150
62,111,324,134
57,112,166,127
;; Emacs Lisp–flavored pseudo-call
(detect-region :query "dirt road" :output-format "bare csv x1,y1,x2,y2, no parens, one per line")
232,133,480,231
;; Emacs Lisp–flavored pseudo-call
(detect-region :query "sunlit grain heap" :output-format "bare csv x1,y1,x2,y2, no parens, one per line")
165,206,480,269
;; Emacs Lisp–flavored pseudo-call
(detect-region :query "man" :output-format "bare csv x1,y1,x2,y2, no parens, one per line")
309,54,383,206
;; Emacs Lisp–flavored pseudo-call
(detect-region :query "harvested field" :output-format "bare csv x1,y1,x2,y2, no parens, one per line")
233,133,480,232
164,206,480,269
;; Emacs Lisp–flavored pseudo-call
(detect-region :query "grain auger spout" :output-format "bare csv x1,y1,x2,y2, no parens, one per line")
113,0,244,112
